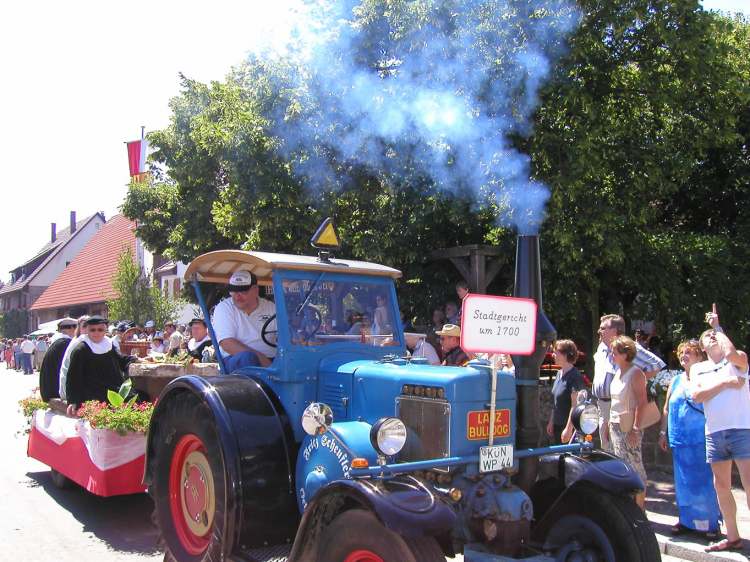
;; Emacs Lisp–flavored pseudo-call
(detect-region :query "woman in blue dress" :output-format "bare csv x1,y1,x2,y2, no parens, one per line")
658,339,721,539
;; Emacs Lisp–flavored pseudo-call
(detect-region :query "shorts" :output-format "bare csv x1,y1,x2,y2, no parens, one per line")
706,429,750,463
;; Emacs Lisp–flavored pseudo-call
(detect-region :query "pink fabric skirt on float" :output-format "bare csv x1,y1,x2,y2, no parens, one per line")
27,410,146,497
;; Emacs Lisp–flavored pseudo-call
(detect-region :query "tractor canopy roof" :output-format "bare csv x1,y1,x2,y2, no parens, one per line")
184,250,402,286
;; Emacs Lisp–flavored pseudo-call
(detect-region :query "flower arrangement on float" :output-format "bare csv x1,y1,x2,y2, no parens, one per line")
23,379,154,496
19,379,155,435
76,394,155,436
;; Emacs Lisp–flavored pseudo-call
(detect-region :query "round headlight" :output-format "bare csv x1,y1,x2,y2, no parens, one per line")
301,402,333,436
572,403,599,436
370,417,407,456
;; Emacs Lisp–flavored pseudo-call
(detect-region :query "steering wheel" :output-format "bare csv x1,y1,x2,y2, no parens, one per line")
261,314,279,348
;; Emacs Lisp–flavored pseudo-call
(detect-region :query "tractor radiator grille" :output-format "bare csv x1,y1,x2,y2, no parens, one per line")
396,396,450,463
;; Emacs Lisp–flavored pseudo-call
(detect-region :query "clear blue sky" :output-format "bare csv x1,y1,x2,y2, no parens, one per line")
0,0,746,283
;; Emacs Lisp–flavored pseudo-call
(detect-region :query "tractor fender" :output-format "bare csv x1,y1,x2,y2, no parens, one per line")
530,450,644,539
559,450,644,492
287,476,455,562
144,374,299,551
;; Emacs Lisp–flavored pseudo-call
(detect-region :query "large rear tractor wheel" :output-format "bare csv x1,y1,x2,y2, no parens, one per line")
151,394,228,562
543,485,660,562
317,509,446,562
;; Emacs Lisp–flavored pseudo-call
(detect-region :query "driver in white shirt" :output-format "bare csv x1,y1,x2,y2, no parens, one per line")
212,269,276,370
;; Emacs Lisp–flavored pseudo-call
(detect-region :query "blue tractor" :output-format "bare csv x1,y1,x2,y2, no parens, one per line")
144,230,659,562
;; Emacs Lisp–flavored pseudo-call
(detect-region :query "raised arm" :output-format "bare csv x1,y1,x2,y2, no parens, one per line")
716,332,748,373
706,305,748,372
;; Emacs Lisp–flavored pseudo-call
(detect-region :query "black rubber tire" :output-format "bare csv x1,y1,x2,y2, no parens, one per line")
544,485,660,562
404,536,447,562
317,509,445,562
151,392,228,562
49,469,73,490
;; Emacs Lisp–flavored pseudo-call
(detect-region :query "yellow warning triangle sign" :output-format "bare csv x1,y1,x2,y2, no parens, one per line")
310,218,341,250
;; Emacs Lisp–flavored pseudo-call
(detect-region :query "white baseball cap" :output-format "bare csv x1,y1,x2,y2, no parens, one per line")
228,269,256,291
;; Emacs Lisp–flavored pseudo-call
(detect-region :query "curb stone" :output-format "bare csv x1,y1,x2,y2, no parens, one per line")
656,533,749,562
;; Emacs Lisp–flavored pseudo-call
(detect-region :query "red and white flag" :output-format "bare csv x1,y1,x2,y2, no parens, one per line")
126,138,149,180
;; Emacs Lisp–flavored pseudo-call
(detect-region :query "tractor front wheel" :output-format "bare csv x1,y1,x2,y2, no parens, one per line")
317,509,445,562
544,485,660,562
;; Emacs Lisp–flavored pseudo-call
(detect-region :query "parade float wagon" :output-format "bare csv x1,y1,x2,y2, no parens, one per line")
145,223,660,562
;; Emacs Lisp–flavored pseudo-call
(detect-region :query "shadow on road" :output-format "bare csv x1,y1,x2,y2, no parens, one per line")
26,470,162,556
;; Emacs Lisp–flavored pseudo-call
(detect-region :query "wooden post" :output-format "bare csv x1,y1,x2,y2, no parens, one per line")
430,244,507,295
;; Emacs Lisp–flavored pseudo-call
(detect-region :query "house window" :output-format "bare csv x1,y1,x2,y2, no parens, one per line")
173,278,180,298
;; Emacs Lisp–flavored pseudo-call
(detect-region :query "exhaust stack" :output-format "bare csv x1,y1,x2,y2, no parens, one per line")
513,235,556,492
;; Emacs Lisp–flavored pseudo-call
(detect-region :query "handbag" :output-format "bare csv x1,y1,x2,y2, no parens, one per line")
638,399,662,430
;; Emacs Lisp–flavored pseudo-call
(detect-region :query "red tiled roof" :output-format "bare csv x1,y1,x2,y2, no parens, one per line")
31,215,137,311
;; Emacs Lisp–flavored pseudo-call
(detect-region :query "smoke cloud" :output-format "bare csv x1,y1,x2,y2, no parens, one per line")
249,0,578,234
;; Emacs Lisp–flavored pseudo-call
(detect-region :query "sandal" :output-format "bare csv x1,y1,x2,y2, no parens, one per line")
705,538,744,552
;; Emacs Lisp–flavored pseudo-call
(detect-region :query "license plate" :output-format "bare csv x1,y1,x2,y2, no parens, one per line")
466,409,511,440
479,444,514,473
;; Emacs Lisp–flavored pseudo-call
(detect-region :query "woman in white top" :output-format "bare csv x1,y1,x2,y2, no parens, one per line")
609,335,649,509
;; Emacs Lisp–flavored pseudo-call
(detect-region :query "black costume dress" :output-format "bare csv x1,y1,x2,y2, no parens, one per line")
39,335,71,401
66,339,136,407
187,336,212,360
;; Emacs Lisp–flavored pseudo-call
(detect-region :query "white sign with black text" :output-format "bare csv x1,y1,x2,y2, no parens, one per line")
460,294,537,355
479,444,514,473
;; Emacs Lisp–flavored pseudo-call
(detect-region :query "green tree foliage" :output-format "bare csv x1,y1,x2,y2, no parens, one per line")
123,2,750,355
106,248,183,327
533,5,750,354
0,309,29,338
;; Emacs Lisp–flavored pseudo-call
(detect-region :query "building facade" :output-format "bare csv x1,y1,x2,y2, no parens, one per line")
30,214,138,325
0,212,106,334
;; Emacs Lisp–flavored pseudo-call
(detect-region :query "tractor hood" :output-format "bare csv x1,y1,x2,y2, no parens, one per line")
318,355,517,459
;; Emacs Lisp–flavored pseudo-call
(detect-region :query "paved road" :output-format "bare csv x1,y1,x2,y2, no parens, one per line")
0,364,161,562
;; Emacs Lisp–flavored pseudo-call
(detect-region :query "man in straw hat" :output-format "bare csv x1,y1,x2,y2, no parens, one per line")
436,323,470,367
